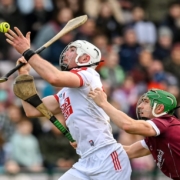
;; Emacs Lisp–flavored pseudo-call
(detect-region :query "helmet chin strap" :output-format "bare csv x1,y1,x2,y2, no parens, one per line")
61,63,69,71
152,102,167,117
139,104,167,119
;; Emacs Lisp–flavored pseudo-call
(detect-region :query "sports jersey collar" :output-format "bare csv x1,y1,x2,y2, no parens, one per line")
70,67,88,72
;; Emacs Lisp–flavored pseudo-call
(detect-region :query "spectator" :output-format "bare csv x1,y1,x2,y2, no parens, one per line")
161,1,180,43
148,60,178,90
99,51,125,89
51,0,68,11
74,18,96,42
118,0,133,24
24,0,53,41
0,0,26,60
163,43,180,87
119,27,141,72
0,89,8,113
112,75,140,116
135,0,173,25
126,6,157,47
17,0,53,15
0,133,6,173
66,0,85,17
0,104,23,142
52,0,85,17
153,26,173,61
92,33,111,71
8,119,43,172
85,0,124,24
33,7,74,65
96,1,123,41
38,115,78,171
138,49,153,68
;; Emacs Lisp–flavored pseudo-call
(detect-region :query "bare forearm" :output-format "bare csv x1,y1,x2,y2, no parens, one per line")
101,101,134,129
28,54,60,85
100,101,156,136
123,143,151,159
21,100,43,117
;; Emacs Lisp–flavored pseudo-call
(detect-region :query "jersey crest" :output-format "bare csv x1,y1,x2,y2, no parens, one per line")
60,97,73,120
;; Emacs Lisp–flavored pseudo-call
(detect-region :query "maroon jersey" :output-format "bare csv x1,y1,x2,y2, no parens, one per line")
144,115,180,179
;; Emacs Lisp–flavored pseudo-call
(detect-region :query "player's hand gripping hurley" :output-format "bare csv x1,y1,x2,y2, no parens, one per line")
0,15,88,83
13,74,75,142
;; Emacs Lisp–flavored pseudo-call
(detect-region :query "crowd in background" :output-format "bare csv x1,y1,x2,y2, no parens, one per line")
0,0,180,179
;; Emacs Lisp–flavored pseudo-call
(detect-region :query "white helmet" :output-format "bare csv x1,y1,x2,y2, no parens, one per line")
59,40,102,71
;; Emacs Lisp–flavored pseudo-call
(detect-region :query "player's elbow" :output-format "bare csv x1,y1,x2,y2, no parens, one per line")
125,149,133,159
122,122,135,134
47,76,59,86
46,75,60,86
25,111,33,118
25,111,39,118
122,124,131,132
25,111,35,118
123,146,132,158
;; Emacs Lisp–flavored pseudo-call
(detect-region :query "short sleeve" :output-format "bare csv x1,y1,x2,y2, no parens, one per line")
144,137,150,148
54,94,59,102
148,118,168,134
141,140,149,150
70,68,102,89
76,70,93,85
146,120,160,136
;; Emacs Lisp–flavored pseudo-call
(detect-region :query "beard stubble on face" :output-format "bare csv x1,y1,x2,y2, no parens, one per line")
138,109,152,120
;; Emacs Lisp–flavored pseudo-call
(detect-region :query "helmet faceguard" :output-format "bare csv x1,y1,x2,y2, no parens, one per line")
136,95,151,120
59,40,101,71
136,89,177,119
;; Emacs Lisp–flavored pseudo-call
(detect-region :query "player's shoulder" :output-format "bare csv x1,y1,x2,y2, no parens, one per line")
151,115,180,125
70,67,99,75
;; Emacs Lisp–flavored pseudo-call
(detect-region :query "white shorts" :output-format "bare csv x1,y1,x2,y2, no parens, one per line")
58,143,131,180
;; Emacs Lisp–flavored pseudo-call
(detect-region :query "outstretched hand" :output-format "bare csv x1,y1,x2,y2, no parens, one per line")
88,88,107,107
5,27,31,54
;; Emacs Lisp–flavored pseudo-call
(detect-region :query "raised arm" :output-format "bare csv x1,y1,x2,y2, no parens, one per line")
5,27,81,88
17,54,82,88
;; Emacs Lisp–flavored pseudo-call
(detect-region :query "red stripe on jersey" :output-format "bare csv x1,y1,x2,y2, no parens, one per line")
54,94,59,103
70,67,87,72
111,151,121,170
70,68,87,87
70,72,83,87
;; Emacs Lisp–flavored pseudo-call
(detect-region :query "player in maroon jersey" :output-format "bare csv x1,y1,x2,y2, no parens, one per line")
89,88,180,180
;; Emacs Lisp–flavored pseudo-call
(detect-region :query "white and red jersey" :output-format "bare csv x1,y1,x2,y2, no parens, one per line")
54,67,118,158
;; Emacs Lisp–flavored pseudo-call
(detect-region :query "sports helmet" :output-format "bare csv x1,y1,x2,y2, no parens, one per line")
59,40,101,71
136,89,177,119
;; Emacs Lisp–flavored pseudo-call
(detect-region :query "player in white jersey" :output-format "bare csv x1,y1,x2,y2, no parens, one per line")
5,27,131,180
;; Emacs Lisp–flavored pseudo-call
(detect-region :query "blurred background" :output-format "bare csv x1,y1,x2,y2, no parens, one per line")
0,0,179,179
